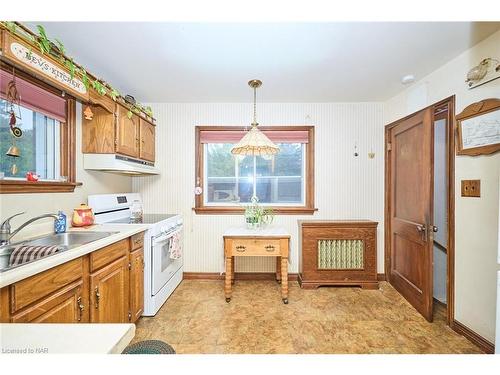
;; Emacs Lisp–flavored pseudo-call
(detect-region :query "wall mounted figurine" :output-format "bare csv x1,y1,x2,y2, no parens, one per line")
466,58,500,89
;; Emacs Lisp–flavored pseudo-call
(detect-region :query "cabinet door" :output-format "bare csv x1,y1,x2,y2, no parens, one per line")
139,119,155,162
129,249,144,322
116,105,139,158
90,256,129,323
11,281,85,323
82,105,115,154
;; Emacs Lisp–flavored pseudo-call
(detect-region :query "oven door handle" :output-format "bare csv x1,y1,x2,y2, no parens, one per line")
152,225,182,244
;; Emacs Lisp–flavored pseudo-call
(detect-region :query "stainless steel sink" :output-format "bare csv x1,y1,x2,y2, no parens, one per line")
0,231,118,271
24,231,117,248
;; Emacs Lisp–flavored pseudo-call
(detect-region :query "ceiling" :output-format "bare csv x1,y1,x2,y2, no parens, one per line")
27,22,500,103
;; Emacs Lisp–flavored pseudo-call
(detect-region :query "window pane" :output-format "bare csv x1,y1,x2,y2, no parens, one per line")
206,144,251,204
0,99,61,180
255,143,304,204
206,144,235,177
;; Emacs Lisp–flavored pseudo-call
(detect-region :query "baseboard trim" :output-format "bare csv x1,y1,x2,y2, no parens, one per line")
183,272,299,282
377,273,386,281
451,320,494,354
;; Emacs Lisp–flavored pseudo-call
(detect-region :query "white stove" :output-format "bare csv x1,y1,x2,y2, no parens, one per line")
88,193,183,316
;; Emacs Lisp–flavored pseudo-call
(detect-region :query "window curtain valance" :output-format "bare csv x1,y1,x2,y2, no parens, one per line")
0,69,66,123
199,128,309,144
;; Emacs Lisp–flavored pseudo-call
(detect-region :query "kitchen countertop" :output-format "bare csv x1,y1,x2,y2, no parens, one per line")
0,224,149,288
0,323,135,354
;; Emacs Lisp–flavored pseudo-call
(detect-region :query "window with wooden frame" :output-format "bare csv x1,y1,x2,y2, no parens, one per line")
0,64,78,193
194,126,316,214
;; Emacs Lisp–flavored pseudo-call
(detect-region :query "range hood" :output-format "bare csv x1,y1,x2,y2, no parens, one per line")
83,154,160,175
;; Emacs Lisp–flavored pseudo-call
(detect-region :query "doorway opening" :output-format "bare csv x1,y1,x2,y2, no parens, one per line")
384,96,455,324
432,104,450,322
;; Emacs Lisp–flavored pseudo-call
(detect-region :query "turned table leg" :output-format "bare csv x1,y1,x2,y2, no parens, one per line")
225,257,232,302
276,256,282,284
281,257,288,304
231,256,235,284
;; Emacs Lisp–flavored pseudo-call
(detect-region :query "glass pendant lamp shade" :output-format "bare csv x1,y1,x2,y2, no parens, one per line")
231,80,279,156
231,124,280,156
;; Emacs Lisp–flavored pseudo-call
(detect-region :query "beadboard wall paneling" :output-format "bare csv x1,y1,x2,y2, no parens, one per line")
132,103,384,273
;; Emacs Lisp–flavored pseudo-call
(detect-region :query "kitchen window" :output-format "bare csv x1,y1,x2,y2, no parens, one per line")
0,66,78,193
194,126,316,214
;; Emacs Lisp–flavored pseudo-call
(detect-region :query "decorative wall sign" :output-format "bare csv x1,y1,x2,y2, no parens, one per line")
1,32,89,101
10,42,87,95
456,98,500,156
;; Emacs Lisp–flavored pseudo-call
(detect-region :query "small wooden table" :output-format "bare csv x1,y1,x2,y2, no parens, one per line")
223,226,290,304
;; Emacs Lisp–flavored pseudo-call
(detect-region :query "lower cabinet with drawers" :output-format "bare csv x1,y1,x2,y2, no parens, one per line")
0,232,145,324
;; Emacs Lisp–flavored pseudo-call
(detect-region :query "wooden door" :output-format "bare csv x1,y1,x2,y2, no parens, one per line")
139,119,155,162
11,281,84,323
386,108,434,321
90,256,129,323
116,105,139,158
129,249,144,322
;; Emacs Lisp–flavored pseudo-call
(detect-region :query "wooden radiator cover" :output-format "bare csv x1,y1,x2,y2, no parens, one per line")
298,220,378,289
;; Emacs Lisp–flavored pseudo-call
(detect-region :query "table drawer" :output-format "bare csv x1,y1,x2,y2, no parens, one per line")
231,239,281,256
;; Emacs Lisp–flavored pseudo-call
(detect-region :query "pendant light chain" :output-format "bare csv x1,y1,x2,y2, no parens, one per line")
253,86,257,126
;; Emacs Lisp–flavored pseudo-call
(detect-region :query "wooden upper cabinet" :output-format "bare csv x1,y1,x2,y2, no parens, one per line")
82,102,156,164
129,248,144,323
11,281,84,323
90,256,130,323
139,119,156,162
116,104,140,158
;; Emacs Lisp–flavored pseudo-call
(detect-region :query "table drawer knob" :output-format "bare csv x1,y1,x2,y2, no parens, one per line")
236,245,246,252
265,245,275,252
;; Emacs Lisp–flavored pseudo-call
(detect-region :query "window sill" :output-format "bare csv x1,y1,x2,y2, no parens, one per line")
0,180,82,194
193,206,318,215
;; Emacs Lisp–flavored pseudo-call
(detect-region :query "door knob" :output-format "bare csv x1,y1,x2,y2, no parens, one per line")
432,226,438,233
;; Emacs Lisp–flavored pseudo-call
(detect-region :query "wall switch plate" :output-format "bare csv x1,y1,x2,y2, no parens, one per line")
461,179,481,197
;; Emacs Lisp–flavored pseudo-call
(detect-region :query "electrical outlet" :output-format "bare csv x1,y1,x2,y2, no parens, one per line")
461,180,481,198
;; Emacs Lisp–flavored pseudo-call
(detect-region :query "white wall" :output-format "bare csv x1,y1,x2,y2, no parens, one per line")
384,30,500,343
0,102,132,240
133,103,385,273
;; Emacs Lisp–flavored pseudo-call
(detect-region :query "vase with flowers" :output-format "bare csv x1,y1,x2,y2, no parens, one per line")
244,196,274,229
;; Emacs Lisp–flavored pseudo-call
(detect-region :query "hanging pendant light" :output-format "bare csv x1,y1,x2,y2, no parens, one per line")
231,80,279,156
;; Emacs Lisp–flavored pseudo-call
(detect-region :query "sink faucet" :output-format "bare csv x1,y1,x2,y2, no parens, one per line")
0,212,60,246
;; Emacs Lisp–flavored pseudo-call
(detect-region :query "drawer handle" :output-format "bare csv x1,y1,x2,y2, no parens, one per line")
134,238,142,245
95,287,100,309
236,245,246,252
77,296,85,321
265,245,275,252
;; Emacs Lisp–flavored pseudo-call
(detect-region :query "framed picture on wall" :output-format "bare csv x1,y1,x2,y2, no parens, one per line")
456,98,500,156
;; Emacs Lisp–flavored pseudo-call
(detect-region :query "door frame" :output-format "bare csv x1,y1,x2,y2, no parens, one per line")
384,95,455,325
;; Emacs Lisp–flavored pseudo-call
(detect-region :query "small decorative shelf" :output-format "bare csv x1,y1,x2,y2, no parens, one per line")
298,220,378,289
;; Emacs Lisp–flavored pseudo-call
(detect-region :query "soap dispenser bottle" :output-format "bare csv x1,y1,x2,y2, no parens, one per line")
54,210,67,234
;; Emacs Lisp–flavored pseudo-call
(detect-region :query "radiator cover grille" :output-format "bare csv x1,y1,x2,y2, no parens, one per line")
317,239,364,269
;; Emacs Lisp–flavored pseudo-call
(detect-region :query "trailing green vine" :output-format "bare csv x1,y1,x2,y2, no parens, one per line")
0,21,154,119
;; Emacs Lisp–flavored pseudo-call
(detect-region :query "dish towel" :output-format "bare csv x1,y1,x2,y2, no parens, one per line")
169,231,182,260
9,245,66,267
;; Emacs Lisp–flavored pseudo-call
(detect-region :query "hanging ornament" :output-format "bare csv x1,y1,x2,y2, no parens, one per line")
83,105,94,120
9,110,22,138
6,144,20,157
6,67,23,138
